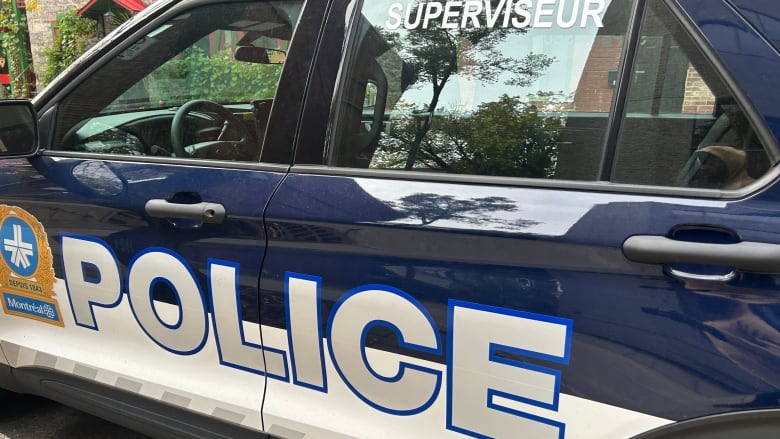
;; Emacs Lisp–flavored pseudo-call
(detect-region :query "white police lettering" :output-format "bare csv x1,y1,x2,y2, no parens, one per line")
385,0,606,30
448,300,571,438
286,273,327,390
210,260,288,379
127,249,207,354
328,286,442,414
62,234,122,329
61,235,573,437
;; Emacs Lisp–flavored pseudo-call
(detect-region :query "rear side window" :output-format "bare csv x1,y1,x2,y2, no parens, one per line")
330,0,771,192
612,2,770,190
330,0,634,179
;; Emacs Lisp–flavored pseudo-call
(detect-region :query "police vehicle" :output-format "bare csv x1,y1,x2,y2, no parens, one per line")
0,0,779,437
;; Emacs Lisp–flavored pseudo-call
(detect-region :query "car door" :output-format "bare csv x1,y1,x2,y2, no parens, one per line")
257,0,780,438
0,0,324,436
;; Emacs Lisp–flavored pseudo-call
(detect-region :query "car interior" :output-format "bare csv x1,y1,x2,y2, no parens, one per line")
53,1,301,162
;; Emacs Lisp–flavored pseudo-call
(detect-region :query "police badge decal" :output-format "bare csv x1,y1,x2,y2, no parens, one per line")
0,205,62,326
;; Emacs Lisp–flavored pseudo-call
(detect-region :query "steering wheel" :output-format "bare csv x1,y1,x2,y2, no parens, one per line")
171,99,254,159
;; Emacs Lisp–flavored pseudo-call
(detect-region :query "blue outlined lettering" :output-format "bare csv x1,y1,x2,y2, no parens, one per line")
61,233,123,330
127,248,208,355
327,285,442,416
80,262,102,284
209,259,289,381
61,235,574,437
149,278,184,330
446,299,572,439
286,273,327,392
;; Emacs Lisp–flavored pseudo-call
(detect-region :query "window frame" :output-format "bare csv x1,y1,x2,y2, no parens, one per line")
309,0,779,200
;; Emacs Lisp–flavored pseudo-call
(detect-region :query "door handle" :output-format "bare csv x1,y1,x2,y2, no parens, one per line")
145,199,226,224
623,235,780,274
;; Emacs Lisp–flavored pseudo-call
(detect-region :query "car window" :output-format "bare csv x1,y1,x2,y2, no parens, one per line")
53,1,303,162
330,0,772,192
611,1,770,190
329,0,634,179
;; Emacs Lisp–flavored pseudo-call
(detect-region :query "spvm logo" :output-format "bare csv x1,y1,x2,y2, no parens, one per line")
2,216,38,277
0,205,62,326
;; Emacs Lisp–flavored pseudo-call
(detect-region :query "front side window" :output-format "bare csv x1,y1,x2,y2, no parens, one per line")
54,1,303,161
331,0,634,180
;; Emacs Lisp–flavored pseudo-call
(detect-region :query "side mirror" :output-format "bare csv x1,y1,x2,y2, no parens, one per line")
234,46,286,64
0,100,37,157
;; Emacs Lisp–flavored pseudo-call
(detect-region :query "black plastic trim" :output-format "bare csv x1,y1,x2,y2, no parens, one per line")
0,363,25,394
623,235,780,273
631,409,780,439
599,0,648,181
261,0,331,164
293,0,360,165
285,0,338,165
10,366,277,439
0,100,38,158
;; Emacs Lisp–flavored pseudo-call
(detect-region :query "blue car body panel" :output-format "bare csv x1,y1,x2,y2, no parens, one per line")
728,0,780,53
1,156,280,325
261,171,780,421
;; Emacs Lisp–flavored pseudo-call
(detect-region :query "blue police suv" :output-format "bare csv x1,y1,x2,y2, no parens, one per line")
1,0,780,437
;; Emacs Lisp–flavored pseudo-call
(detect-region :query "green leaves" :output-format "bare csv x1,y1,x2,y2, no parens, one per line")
376,94,565,178
147,47,282,105
374,0,557,172
0,2,30,97
41,10,97,84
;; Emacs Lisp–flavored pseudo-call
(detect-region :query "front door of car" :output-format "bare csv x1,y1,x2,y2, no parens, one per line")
258,0,780,438
0,0,324,435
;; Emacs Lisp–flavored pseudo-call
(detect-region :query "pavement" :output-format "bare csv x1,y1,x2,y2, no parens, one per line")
0,393,150,439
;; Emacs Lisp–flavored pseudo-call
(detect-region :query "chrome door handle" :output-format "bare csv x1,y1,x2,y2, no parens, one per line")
144,199,226,224
623,235,780,274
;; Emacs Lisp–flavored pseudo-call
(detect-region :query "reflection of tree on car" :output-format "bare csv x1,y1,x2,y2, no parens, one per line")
378,1,554,170
374,94,565,177
390,191,539,229
335,0,560,174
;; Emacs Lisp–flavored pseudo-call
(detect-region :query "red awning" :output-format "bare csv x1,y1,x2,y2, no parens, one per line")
78,0,147,16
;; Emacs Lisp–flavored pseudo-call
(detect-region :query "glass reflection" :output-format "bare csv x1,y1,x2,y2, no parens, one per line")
333,0,634,180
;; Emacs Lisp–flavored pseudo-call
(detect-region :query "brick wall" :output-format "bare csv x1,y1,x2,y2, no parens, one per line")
682,66,715,114
571,36,624,113
572,38,716,116
26,0,158,86
26,0,84,81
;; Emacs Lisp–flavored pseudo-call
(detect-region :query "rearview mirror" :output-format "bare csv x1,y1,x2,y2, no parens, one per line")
234,46,286,64
0,100,37,157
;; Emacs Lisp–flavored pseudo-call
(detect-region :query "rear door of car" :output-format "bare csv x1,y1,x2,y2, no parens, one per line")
258,0,780,438
0,0,325,436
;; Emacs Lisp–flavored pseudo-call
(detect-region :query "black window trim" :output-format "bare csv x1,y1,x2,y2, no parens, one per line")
307,0,780,201
598,0,648,181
